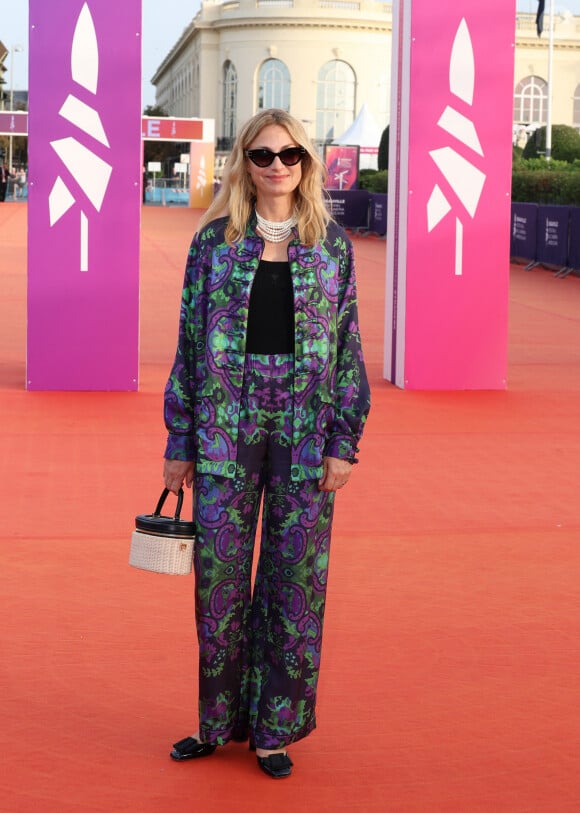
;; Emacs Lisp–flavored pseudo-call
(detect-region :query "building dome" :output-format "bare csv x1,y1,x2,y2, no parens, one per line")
151,0,390,150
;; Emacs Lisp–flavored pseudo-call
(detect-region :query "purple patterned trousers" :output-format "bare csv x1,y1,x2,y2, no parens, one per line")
193,354,335,749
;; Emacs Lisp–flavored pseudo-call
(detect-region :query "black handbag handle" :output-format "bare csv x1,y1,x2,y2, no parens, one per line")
153,487,184,520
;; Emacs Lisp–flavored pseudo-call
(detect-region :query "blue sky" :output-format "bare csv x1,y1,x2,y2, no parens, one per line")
2,0,202,107
2,1,579,108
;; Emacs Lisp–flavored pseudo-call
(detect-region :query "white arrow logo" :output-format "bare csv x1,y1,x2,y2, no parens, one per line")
196,155,207,193
48,3,112,272
426,19,486,276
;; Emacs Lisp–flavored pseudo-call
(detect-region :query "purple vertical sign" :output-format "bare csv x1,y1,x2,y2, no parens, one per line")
27,1,142,390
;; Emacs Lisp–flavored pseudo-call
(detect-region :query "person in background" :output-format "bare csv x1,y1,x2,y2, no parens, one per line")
14,168,26,199
0,163,11,202
163,109,370,779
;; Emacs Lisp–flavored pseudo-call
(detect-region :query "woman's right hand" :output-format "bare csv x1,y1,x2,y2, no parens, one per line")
163,458,195,495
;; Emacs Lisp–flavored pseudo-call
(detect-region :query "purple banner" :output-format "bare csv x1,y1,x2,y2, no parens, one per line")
369,193,387,235
510,202,538,261
535,205,570,268
27,0,142,390
327,190,370,229
0,111,29,136
567,207,580,271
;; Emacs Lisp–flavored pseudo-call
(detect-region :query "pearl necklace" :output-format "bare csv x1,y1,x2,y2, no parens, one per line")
256,210,297,243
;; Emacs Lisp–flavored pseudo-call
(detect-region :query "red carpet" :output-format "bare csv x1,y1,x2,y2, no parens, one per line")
1,203,580,812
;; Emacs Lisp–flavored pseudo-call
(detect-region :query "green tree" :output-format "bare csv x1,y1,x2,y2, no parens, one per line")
143,104,169,117
522,124,580,163
378,125,389,171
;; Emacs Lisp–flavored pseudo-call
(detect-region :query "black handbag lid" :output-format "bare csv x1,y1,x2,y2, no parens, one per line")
135,488,195,538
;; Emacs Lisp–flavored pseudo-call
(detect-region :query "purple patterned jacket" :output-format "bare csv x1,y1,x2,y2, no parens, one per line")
164,214,370,481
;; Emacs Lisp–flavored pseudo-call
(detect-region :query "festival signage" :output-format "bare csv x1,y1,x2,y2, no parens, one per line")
142,117,203,142
535,205,570,267
510,202,538,261
325,145,360,190
369,193,387,235
27,0,142,390
385,1,516,389
326,190,370,229
0,111,29,136
3,113,209,144
189,141,215,209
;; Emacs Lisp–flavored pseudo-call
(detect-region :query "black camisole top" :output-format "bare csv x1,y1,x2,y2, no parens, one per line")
245,260,294,354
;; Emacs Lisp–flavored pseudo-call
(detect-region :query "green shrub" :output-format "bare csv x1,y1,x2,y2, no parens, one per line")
511,169,580,204
522,124,580,162
335,139,580,204
358,170,387,193
517,157,572,172
512,147,580,204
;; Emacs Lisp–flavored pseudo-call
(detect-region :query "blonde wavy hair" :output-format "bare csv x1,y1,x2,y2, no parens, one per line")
197,109,331,246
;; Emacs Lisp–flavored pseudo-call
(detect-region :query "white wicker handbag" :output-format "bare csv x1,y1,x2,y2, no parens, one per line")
129,488,195,576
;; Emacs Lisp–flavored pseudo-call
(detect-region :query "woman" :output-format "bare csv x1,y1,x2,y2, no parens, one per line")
163,109,370,779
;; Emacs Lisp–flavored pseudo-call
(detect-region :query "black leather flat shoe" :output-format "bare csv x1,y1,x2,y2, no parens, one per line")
170,736,217,761
257,752,293,778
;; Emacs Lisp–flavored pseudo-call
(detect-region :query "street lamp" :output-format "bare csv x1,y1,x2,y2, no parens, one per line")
8,44,24,173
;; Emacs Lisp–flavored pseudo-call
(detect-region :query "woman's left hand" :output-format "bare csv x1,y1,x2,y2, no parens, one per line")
318,456,353,492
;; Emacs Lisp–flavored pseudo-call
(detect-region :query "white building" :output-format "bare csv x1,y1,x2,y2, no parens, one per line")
513,11,580,142
151,2,580,151
151,0,389,150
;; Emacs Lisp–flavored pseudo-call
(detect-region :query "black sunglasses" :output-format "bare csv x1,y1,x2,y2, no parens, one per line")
245,146,306,168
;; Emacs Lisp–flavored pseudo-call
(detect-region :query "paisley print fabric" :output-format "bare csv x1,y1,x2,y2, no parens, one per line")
163,214,370,749
164,213,370,480
195,355,335,749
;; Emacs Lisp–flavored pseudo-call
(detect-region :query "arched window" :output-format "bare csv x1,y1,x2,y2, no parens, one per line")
258,59,290,111
513,76,548,125
316,60,356,143
222,61,238,141
574,84,580,132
